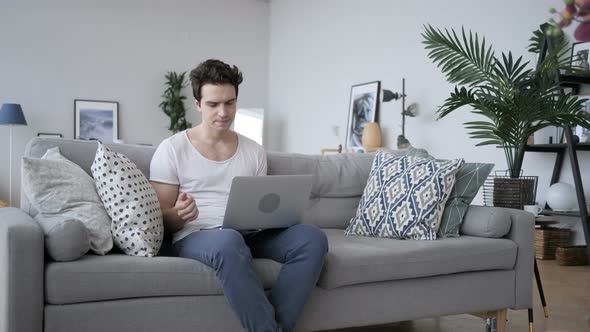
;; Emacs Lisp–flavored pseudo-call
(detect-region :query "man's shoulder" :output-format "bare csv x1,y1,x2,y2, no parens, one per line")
160,130,188,150
237,133,264,153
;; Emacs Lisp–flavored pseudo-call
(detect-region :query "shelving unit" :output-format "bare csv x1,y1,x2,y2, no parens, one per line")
527,30,590,260
525,141,590,260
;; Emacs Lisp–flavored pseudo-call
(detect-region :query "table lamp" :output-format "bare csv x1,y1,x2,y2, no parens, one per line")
382,78,419,149
0,103,28,206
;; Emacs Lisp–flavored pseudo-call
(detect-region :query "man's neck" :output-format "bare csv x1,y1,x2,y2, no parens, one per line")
190,125,234,145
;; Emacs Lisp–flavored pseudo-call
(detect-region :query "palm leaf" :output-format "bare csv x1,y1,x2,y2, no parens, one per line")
422,25,496,87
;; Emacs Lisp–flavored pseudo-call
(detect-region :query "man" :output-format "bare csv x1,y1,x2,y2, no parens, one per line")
149,59,328,332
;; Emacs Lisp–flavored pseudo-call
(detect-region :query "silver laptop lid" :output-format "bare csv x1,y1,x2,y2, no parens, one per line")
222,175,313,230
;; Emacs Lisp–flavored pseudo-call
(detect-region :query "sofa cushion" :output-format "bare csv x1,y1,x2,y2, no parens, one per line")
438,162,495,238
21,138,156,217
319,229,517,289
392,147,495,238
345,152,464,240
22,147,113,255
34,214,90,262
91,142,164,257
460,205,512,238
45,255,282,305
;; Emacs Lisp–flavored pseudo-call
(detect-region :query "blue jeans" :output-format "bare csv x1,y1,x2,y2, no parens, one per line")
174,224,329,332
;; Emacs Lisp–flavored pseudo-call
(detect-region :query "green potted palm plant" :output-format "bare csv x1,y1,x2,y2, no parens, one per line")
160,71,191,134
422,24,590,208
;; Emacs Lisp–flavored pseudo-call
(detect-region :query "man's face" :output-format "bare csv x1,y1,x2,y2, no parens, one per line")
196,83,237,132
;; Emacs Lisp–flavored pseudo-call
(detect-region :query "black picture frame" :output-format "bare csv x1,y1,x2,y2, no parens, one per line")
74,99,119,142
345,81,381,151
571,41,590,76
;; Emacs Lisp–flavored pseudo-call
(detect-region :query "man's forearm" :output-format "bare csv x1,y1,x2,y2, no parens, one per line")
161,208,185,234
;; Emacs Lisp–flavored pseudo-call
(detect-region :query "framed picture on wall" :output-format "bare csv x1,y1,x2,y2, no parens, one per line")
571,41,590,75
345,81,381,151
575,95,590,143
74,99,119,143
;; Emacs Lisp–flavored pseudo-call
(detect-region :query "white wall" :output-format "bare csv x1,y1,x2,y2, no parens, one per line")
268,0,590,244
0,0,270,206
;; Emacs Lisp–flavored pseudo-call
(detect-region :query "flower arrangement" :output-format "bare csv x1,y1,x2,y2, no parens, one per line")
550,0,590,41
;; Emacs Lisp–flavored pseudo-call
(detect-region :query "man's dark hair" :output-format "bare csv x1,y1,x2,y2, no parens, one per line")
189,59,243,102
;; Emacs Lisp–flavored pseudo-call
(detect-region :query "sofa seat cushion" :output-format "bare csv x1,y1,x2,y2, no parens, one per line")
318,229,517,289
45,254,282,305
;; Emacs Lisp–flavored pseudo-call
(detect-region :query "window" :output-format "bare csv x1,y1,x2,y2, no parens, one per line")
234,108,264,145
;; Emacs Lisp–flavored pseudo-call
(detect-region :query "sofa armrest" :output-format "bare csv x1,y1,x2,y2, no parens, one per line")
504,207,535,310
0,207,44,332
461,205,534,309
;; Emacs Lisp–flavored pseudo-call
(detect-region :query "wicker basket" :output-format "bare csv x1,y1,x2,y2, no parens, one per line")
483,174,538,210
535,228,570,260
556,246,589,266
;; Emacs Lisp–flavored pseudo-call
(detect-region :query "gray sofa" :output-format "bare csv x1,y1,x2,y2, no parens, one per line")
0,138,534,332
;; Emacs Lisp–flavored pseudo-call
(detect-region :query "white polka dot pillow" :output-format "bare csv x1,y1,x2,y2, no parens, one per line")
91,142,164,257
345,151,464,240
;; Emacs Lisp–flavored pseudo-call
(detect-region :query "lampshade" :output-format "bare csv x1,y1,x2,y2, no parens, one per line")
0,103,27,126
397,135,412,149
361,122,382,151
382,89,401,102
403,103,419,117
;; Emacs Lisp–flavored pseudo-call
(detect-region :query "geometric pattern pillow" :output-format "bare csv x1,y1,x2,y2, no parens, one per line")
91,142,164,257
345,151,464,240
437,162,494,238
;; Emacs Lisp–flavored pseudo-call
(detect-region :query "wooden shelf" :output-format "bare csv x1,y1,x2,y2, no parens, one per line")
541,208,590,218
558,73,590,85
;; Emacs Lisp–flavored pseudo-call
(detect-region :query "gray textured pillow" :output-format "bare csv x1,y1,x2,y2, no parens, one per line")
438,162,494,237
460,205,511,238
34,214,90,261
22,147,113,255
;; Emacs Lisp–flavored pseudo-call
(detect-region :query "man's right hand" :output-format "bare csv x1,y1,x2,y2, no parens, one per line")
174,192,199,223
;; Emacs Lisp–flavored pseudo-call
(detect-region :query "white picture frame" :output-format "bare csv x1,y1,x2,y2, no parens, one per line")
575,95,590,144
74,99,119,143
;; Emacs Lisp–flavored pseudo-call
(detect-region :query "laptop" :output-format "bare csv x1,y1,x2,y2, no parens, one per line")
222,175,314,230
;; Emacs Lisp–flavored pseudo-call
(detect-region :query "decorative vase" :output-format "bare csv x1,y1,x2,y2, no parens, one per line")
546,182,577,211
361,122,382,152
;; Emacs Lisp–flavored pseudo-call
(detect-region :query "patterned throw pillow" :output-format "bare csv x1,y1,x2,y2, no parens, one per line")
437,162,494,238
345,151,464,240
91,142,164,257
399,150,494,238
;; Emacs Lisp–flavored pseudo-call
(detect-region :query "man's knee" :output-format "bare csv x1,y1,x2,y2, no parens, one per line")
293,224,329,254
213,229,251,261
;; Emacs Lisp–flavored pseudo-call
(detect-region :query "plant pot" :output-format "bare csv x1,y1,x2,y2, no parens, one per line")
492,176,538,210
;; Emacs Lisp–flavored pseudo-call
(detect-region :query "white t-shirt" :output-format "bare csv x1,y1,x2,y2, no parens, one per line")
149,130,267,243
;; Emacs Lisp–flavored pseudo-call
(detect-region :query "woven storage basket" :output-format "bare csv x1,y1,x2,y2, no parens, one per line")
556,246,589,266
535,228,570,260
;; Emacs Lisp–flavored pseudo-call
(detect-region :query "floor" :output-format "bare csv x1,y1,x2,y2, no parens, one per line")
324,260,590,332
